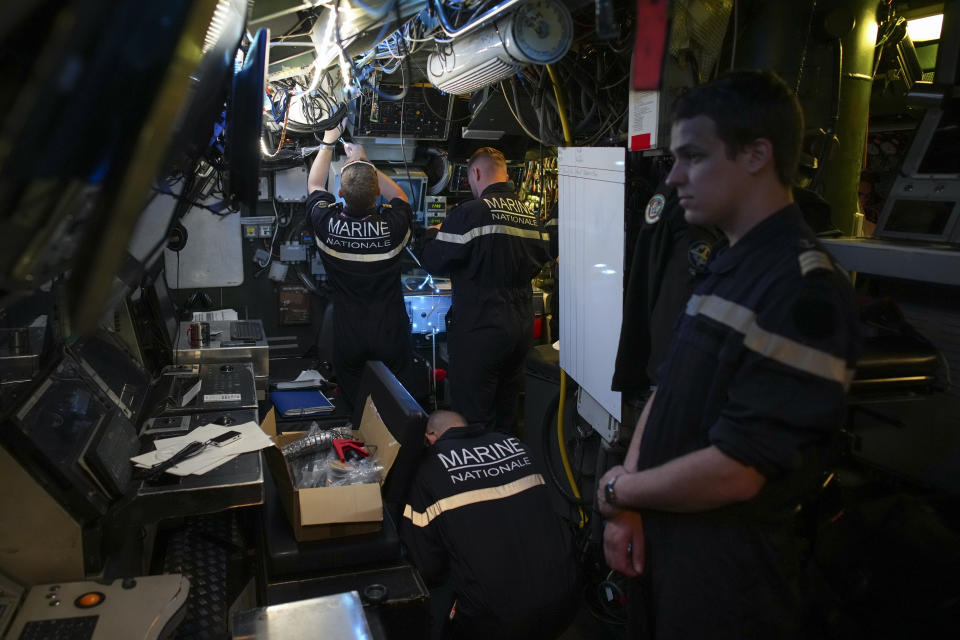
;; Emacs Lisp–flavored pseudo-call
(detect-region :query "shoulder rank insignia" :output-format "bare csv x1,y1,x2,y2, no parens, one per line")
797,249,834,276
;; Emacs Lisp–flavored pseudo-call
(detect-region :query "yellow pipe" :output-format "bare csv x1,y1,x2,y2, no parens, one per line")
546,64,573,145
558,370,586,528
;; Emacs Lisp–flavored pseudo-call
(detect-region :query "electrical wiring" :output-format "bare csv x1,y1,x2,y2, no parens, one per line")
398,87,420,213
152,184,234,216
420,82,472,123
253,198,282,274
334,0,410,101
261,101,292,157
501,80,547,144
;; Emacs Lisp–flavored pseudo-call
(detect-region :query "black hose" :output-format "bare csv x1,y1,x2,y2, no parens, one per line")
541,390,591,507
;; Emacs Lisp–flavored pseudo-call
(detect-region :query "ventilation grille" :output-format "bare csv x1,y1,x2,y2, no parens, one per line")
433,57,515,95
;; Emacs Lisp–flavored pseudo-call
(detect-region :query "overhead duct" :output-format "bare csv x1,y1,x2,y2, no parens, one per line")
427,0,573,95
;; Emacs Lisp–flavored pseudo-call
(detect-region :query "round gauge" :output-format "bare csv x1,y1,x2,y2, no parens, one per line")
509,0,573,65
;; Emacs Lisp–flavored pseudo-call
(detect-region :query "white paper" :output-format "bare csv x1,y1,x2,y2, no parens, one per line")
191,309,239,322
275,369,327,390
180,379,202,407
131,422,274,476
628,90,660,151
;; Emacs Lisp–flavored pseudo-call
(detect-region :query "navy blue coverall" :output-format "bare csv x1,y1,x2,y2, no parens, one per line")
634,204,860,639
421,181,551,431
308,190,415,411
400,424,579,639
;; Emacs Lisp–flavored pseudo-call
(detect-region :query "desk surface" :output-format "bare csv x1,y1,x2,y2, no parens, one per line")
129,411,265,522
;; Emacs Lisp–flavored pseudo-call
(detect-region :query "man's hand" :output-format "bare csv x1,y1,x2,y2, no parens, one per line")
603,510,645,577
322,117,348,145
597,464,628,518
427,223,442,230
343,142,367,161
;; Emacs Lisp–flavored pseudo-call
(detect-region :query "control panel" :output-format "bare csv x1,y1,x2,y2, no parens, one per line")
353,85,452,140
199,363,258,410
424,195,447,226
152,362,257,415
5,575,189,640
240,216,275,238
141,408,258,436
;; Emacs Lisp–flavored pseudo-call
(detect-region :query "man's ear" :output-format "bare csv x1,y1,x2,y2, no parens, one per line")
743,138,775,176
338,188,343,198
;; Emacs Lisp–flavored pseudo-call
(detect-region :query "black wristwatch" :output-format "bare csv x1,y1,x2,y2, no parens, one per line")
604,474,622,507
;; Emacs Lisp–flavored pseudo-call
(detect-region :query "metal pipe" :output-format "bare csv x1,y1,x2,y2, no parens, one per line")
820,0,879,236
546,64,573,145
433,0,525,39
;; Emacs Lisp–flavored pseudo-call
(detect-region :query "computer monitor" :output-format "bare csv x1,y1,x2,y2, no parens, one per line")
226,28,269,211
385,169,428,220
0,1,249,333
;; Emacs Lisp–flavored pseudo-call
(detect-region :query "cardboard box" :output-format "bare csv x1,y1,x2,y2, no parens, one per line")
260,396,402,542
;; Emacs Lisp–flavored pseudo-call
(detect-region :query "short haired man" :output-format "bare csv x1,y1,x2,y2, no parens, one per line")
400,410,579,639
306,125,416,411
420,148,551,432
596,70,860,638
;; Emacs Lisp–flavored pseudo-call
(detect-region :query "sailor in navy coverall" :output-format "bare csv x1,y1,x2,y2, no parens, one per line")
420,148,551,432
597,71,860,639
401,410,579,640
307,132,416,411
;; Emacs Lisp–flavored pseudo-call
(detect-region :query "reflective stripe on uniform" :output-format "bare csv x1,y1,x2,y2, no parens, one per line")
435,224,547,245
798,250,834,276
316,228,410,262
403,473,545,528
685,294,854,386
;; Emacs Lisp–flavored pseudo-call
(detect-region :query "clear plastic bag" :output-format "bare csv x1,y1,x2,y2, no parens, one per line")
287,437,384,489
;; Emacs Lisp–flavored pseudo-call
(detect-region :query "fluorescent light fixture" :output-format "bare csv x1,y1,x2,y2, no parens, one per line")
906,14,943,42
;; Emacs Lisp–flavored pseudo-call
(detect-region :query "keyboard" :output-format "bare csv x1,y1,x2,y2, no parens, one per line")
231,321,263,341
19,616,98,640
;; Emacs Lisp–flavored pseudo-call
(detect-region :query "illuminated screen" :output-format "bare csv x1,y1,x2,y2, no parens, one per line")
333,171,426,218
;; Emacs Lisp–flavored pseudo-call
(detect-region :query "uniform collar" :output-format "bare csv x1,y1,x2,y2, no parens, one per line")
479,181,516,198
436,423,488,443
708,203,804,274
342,204,377,219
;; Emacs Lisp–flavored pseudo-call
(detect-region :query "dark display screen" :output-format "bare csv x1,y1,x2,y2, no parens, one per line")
12,356,114,518
918,108,960,175
884,199,956,235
